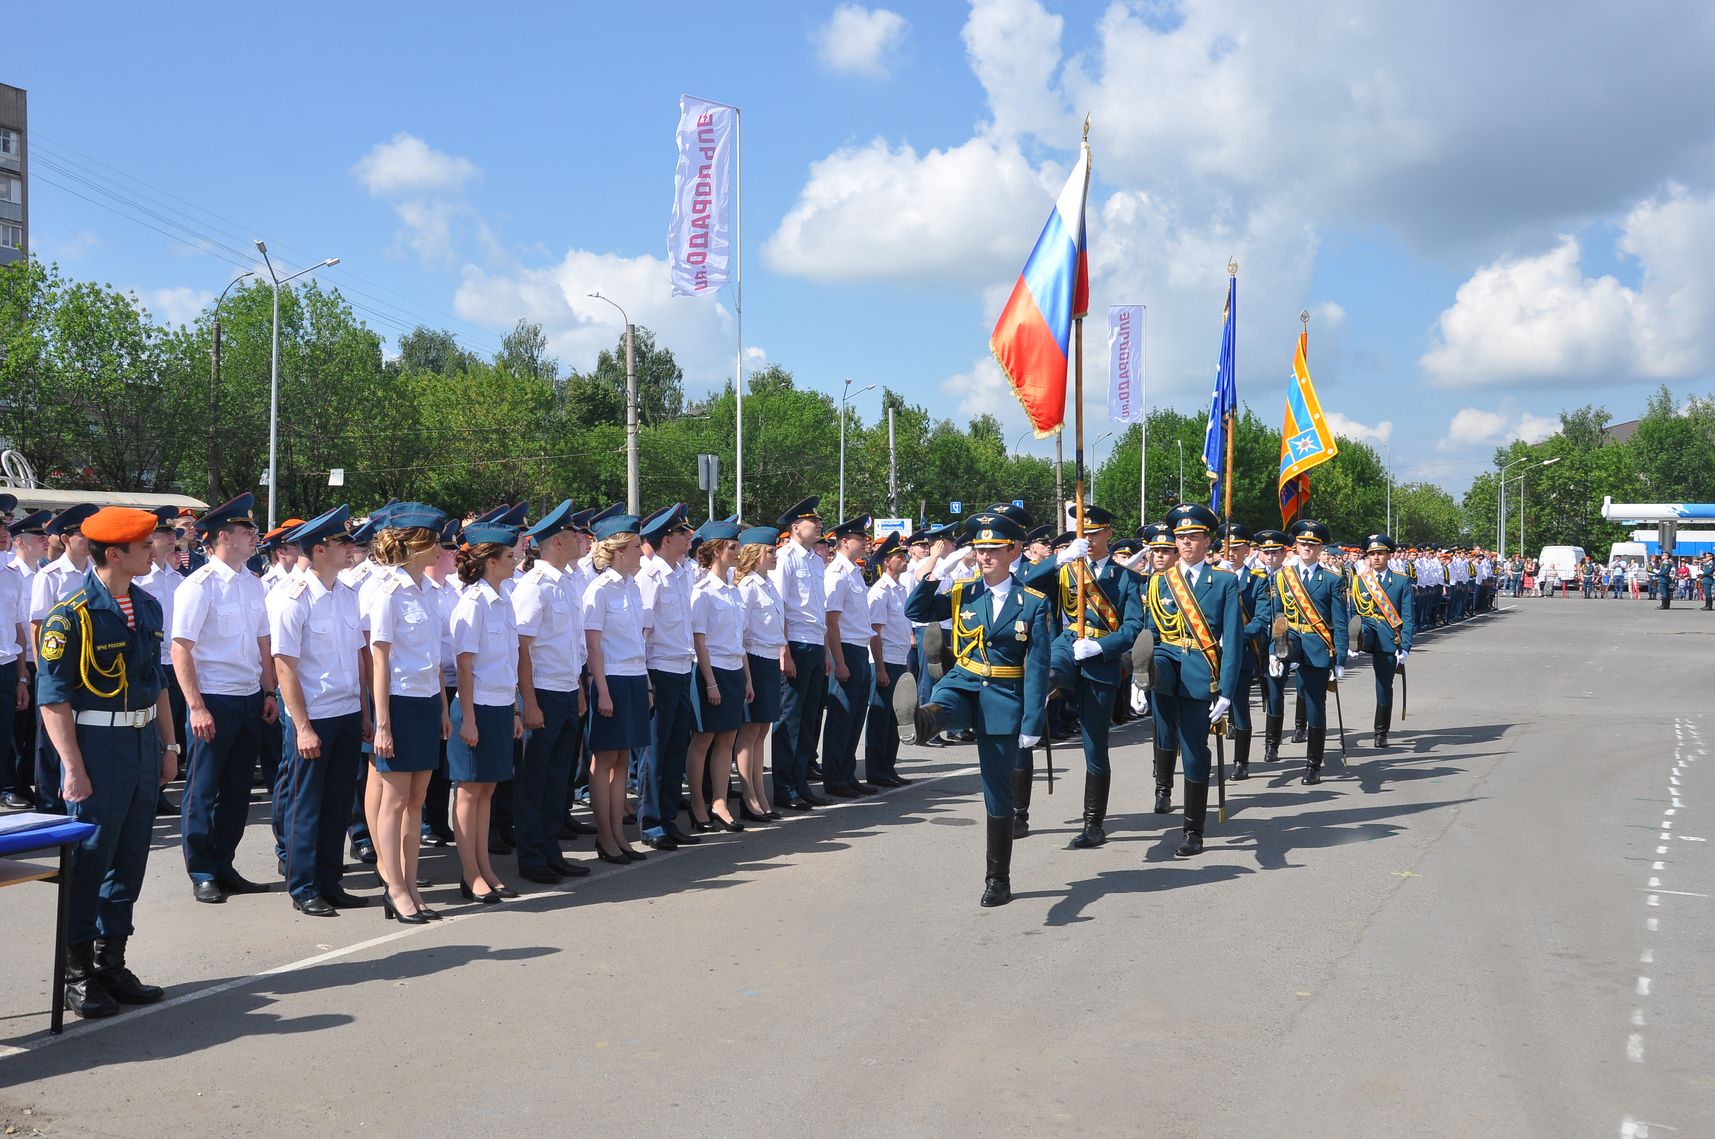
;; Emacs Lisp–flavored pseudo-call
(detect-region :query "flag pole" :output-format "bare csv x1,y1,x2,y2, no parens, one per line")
1074,116,1092,638
1222,260,1237,523
734,106,744,519
1140,304,1148,526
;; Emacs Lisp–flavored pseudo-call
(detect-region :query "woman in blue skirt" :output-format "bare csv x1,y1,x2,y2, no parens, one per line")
687,523,749,831
580,514,649,865
448,522,523,902
734,526,785,822
368,503,451,924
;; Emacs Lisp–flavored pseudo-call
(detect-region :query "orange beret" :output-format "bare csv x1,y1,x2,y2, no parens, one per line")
83,507,158,545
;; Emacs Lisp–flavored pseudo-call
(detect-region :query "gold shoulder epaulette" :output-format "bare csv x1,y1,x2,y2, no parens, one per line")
1212,566,1235,575
187,564,214,584
1021,585,1046,599
381,575,402,594
286,577,309,599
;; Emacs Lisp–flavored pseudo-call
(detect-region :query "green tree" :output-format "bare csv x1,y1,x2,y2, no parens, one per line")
593,326,684,428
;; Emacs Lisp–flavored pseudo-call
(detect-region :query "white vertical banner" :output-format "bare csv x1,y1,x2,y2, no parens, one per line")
1107,304,1144,423
669,96,736,297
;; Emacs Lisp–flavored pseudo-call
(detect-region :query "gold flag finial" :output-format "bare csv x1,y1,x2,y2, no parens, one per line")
1300,308,1310,329
1082,113,1091,141
1227,257,1238,277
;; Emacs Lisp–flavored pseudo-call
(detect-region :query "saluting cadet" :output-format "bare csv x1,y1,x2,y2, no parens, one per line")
863,533,914,788
512,500,592,885
686,520,749,831
582,512,651,865
1250,530,1292,763
906,513,1050,907
1216,523,1271,780
906,523,960,746
734,527,785,821
266,506,368,917
771,497,833,807
37,507,177,1018
1022,505,1143,849
1141,505,1242,857
636,503,701,850
172,494,276,904
1351,533,1414,749
1266,519,1349,785
821,514,876,798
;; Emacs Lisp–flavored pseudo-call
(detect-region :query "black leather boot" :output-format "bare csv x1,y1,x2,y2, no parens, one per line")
1152,747,1174,813
913,702,945,750
65,941,119,1020
1010,764,1033,839
1263,713,1283,762
1374,705,1391,750
1175,781,1208,857
981,814,1013,907
1231,730,1252,780
1291,696,1308,744
94,935,165,1005
1069,771,1111,848
1302,727,1326,785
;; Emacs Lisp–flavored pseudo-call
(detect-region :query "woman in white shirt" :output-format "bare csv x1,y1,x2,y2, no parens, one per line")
367,504,452,925
581,515,649,865
734,527,785,823
687,525,750,832
447,523,524,903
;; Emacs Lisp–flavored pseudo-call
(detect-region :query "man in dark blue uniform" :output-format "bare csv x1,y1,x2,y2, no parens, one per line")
1264,519,1349,785
1349,533,1415,750
1657,556,1676,610
1216,522,1271,780
1250,530,1292,763
37,507,177,1018
1021,505,1143,848
1137,522,1181,811
907,513,1050,907
1700,553,1714,610
1141,504,1243,857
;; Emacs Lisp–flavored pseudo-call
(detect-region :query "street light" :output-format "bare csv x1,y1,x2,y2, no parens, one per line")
254,240,339,529
1514,456,1562,558
208,270,255,503
838,377,875,520
1499,454,1535,555
589,292,639,515
1176,439,1185,500
1090,430,1116,489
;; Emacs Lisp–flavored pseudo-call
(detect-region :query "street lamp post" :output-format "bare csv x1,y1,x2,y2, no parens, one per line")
589,293,639,516
1177,439,1185,500
1090,429,1116,490
1516,456,1562,558
254,240,339,529
838,377,875,520
1499,455,1533,556
208,270,255,503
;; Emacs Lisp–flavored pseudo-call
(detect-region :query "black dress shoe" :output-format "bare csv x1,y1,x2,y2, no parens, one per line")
620,847,647,862
155,793,176,817
562,815,598,836
423,825,455,847
853,782,880,795
807,762,824,779
216,874,269,895
192,880,225,904
781,796,815,811
461,879,505,902
1301,770,1322,785
276,857,287,878
596,849,632,867
666,830,701,846
519,866,563,885
823,784,860,799
689,817,719,833
324,888,368,908
1,790,33,810
1231,760,1249,781
351,841,377,865
799,792,831,807
739,804,773,823
623,812,637,825
548,856,592,878
293,895,337,917
920,735,947,748
642,835,679,851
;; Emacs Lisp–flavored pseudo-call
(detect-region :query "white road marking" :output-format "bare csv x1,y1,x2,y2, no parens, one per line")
1640,949,1654,964
1639,888,1708,898
1647,918,1659,931
1637,977,1651,996
1628,1033,1645,1063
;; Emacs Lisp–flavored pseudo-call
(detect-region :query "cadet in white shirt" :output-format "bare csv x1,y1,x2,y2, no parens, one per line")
686,522,750,832
2,510,50,810
171,494,277,903
511,501,591,885
821,515,876,797
582,513,650,864
733,527,785,821
367,504,453,924
0,520,27,808
267,507,367,917
863,534,914,787
134,509,187,816
635,503,700,850
769,496,831,808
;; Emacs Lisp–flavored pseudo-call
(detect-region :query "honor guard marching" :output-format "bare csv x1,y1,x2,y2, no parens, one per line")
1141,505,1242,857
906,512,1050,907
36,507,177,1018
1249,530,1292,762
1350,533,1414,749
1266,519,1349,784
1021,505,1143,848
1215,522,1271,780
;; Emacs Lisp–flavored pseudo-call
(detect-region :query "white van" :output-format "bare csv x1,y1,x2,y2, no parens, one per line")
1608,541,1648,569
1537,545,1586,593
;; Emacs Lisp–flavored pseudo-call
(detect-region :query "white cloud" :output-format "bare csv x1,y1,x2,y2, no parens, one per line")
1514,412,1561,444
962,0,1070,142
764,136,1057,287
1324,412,1393,447
132,285,215,328
352,133,480,197
814,5,909,78
1437,406,1562,451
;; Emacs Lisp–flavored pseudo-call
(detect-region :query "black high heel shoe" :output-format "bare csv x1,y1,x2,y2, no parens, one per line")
620,846,647,862
710,813,745,832
689,815,719,834
596,847,632,866
490,883,520,899
416,904,443,921
382,893,428,925
460,880,503,903
738,804,771,824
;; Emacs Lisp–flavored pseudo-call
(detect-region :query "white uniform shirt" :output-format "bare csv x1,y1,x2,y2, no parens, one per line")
690,574,746,671
449,580,520,707
582,569,647,677
822,552,869,647
770,541,827,645
369,567,443,698
0,562,25,666
260,562,292,594
637,554,695,675
424,574,460,690
737,572,785,657
512,561,585,693
867,573,913,666
30,553,91,623
268,573,364,720
172,557,268,696
134,562,183,666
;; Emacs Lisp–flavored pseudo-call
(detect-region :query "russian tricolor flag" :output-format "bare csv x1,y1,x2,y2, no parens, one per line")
991,142,1090,438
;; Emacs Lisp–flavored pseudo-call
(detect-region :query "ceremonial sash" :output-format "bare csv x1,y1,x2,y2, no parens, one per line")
1158,569,1220,689
1276,568,1335,653
949,580,990,673
1060,559,1120,634
1353,573,1403,631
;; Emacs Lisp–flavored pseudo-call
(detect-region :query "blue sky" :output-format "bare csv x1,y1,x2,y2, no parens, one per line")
14,1,1715,498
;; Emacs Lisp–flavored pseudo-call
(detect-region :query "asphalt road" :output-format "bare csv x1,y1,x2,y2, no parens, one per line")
2,595,1712,1138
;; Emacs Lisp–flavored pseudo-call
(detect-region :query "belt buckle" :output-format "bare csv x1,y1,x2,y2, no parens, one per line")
128,708,147,729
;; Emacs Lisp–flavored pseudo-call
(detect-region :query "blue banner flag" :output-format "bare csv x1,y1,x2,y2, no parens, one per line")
1201,274,1238,508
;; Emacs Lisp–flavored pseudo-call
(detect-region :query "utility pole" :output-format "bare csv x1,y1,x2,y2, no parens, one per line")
887,405,897,517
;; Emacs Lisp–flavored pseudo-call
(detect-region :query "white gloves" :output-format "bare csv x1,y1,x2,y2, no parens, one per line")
1334,666,1346,682
1072,637,1102,661
1397,649,1409,666
1209,696,1232,723
1347,649,1362,660
1268,657,1284,678
933,549,968,578
1129,686,1150,713
1018,734,1041,749
1056,538,1090,566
